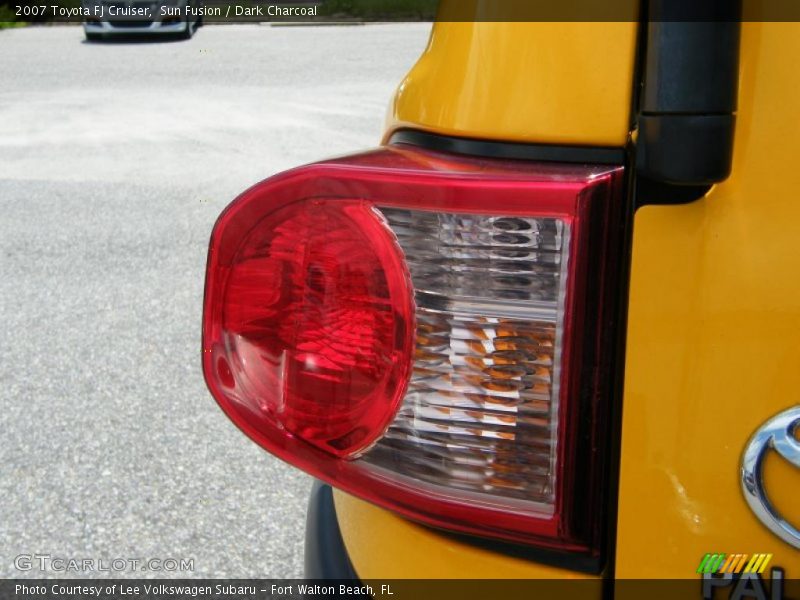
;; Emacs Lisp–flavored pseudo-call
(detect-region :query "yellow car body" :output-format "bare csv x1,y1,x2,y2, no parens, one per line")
330,14,800,584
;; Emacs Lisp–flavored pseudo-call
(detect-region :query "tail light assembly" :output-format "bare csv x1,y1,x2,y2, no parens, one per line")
202,144,626,559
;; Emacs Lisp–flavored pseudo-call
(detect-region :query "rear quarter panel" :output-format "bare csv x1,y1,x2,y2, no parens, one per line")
615,21,800,578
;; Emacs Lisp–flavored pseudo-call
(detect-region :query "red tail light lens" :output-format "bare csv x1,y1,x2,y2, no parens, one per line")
211,199,415,457
203,145,625,556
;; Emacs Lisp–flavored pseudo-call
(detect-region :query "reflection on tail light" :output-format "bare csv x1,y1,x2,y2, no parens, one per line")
363,210,568,514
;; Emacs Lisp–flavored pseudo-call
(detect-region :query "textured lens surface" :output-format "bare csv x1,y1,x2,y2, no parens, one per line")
217,200,414,458
363,209,569,512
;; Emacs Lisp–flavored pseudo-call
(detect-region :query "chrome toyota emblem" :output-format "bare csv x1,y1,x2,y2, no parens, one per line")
741,406,800,548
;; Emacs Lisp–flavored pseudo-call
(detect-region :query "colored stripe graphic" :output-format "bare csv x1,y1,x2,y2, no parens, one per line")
757,554,773,574
697,554,713,574
711,554,727,573
734,554,750,574
749,554,767,573
744,553,773,574
744,554,760,573
697,552,773,574
720,554,736,573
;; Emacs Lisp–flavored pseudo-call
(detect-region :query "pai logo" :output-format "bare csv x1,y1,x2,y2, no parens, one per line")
698,553,792,600
697,553,773,575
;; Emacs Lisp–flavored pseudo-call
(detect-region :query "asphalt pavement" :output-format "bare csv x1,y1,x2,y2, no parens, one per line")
0,23,431,578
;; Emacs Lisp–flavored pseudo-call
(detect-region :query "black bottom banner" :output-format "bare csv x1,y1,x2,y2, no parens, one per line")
3,578,800,600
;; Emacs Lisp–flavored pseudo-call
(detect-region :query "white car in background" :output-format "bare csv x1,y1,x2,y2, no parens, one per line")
82,0,203,41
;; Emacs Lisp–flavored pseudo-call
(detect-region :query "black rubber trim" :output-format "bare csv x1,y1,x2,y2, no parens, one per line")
636,113,735,185
635,1,741,186
640,19,740,115
600,145,638,600
304,481,360,580
635,176,712,207
389,129,625,165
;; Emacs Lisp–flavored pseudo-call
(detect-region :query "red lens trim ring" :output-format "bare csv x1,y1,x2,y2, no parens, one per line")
202,145,625,555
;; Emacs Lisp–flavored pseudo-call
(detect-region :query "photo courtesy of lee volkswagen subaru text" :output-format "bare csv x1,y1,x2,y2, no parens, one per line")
201,0,800,593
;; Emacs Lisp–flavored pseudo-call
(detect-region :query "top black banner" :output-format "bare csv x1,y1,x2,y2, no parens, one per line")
7,0,800,23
